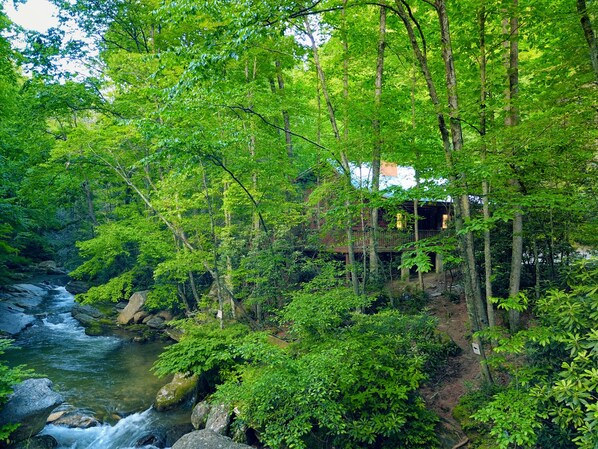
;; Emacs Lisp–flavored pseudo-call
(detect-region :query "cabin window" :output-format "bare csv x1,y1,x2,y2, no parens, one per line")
442,214,450,230
396,212,408,230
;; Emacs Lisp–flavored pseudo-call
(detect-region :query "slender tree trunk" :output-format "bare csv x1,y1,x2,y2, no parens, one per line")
504,0,523,332
370,5,386,283
274,60,294,158
305,16,360,296
533,239,541,300
411,70,424,291
246,57,264,324
437,0,488,329
315,72,323,232
393,0,492,382
200,165,224,329
188,272,200,310
81,179,98,229
223,181,236,318
479,3,496,328
577,0,598,81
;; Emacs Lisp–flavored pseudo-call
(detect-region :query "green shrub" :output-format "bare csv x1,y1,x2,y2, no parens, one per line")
473,257,598,449
0,339,33,444
154,287,445,448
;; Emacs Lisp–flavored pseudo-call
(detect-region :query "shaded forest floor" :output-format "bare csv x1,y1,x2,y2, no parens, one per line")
391,272,481,448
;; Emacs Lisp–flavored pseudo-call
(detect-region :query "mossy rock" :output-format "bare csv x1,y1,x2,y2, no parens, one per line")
155,373,199,411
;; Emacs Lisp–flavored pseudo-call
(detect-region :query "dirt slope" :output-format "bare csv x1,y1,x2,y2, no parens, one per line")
417,273,481,448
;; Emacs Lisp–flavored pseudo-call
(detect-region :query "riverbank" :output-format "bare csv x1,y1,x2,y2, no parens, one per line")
0,279,187,448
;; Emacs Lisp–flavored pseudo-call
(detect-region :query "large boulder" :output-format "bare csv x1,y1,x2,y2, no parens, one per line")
71,303,104,319
64,280,90,295
2,284,46,301
0,378,63,443
145,316,166,330
155,373,199,412
9,434,57,449
71,303,104,327
171,430,252,449
191,401,211,430
0,302,35,336
134,421,194,449
35,261,66,275
205,404,231,435
117,291,148,325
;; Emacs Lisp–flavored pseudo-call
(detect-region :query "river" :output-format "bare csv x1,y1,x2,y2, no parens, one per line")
4,280,188,449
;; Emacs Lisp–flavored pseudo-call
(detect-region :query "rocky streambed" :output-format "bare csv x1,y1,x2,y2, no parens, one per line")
0,278,252,449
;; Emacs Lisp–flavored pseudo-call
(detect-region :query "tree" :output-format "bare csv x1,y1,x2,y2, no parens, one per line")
474,258,598,449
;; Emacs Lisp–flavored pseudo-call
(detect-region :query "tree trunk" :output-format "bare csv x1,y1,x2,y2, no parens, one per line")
577,0,598,81
412,70,424,291
246,57,264,324
275,60,294,158
81,179,98,231
479,3,496,328
223,181,236,319
504,0,523,332
200,165,225,328
305,16,360,296
370,5,386,283
188,271,200,310
393,0,492,382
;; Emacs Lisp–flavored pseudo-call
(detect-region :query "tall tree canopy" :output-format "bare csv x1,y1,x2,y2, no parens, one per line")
1,0,596,447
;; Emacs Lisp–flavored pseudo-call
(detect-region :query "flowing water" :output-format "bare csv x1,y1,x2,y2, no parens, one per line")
4,281,187,448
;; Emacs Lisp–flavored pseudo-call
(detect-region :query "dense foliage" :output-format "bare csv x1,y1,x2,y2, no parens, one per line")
0,339,32,443
0,0,596,447
466,258,598,449
155,279,449,448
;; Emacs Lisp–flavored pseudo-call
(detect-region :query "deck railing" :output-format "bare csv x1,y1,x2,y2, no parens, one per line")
327,229,442,253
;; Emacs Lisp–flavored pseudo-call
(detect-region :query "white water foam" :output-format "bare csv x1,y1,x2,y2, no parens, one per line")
42,408,168,449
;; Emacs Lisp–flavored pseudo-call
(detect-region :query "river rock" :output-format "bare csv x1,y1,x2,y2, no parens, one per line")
72,303,104,319
146,316,166,330
165,328,184,342
191,401,211,430
117,291,148,325
133,311,149,324
135,433,165,448
65,280,90,295
46,411,67,424
2,284,47,299
0,302,35,336
171,430,252,449
205,404,231,435
0,378,63,443
162,423,195,447
156,310,173,321
9,434,58,449
52,410,99,428
155,373,199,412
36,261,66,275
71,303,105,326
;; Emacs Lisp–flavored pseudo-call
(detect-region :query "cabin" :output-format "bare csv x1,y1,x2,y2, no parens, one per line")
314,162,451,278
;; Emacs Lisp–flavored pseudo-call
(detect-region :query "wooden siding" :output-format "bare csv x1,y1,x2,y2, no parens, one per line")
327,229,442,253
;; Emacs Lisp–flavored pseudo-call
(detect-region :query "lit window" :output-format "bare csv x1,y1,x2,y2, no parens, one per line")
397,213,408,230
442,214,450,230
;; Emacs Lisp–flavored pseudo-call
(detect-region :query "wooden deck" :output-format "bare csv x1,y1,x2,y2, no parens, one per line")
328,229,442,253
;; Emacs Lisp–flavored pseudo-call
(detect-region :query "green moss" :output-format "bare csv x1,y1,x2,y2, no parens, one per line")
154,373,199,411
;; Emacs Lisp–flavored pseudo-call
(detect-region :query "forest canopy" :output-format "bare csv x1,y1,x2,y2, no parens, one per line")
0,0,597,447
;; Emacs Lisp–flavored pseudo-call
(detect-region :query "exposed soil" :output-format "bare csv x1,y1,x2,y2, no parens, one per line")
395,272,482,448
